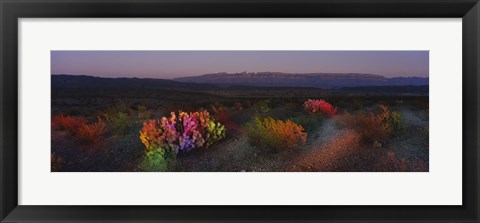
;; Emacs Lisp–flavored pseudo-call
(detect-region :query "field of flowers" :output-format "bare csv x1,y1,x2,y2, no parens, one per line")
51,88,429,172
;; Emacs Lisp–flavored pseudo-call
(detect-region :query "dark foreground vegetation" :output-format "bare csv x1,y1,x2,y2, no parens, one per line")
51,83,429,172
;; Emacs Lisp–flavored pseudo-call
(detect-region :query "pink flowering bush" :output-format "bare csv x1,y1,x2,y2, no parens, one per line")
139,110,226,170
139,110,226,171
303,99,338,116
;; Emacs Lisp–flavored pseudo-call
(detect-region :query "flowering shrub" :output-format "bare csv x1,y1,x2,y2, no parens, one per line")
139,110,226,156
75,118,107,145
303,99,338,116
52,114,107,145
341,105,403,144
245,117,307,152
342,111,389,144
52,114,87,134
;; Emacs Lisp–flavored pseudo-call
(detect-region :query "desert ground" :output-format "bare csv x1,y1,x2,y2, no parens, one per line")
51,86,428,172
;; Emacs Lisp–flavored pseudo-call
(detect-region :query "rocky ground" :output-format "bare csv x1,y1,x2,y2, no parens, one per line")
51,95,429,172
174,107,428,172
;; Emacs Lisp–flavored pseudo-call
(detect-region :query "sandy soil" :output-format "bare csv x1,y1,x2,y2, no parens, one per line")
52,96,429,172
173,107,428,172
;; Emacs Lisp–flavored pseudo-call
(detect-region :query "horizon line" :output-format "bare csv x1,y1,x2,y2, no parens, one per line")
51,72,429,79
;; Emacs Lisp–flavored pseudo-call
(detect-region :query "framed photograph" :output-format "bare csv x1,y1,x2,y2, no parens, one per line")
1,0,479,222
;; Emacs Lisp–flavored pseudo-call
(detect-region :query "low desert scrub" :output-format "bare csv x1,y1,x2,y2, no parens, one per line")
245,116,307,152
232,102,243,111
137,105,148,113
105,102,134,115
304,99,338,116
211,103,232,128
136,105,152,120
342,111,389,144
377,105,404,136
341,105,403,144
52,114,87,134
75,118,107,145
102,111,131,135
52,114,107,145
290,114,324,133
256,100,271,113
51,152,65,172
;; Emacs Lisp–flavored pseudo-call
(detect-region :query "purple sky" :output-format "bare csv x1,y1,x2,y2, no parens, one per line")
51,51,429,79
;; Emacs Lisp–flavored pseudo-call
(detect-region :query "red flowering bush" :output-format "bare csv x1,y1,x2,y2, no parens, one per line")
52,114,107,145
52,114,87,134
304,99,338,116
75,118,107,145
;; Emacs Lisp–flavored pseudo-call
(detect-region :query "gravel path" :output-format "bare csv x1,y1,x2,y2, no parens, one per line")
288,128,362,171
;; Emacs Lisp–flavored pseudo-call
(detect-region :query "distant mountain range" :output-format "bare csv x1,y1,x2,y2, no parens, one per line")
173,72,428,89
52,72,428,90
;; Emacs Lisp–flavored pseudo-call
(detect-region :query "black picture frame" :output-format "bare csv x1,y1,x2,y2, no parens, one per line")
1,0,479,222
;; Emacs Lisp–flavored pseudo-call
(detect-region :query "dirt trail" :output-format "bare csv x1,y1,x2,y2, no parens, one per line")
288,127,361,171
398,107,428,127
309,118,341,145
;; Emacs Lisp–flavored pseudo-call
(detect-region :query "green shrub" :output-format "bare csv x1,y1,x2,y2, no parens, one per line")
103,112,131,135
137,105,148,113
257,100,271,113
378,105,404,136
140,148,176,172
289,114,323,133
